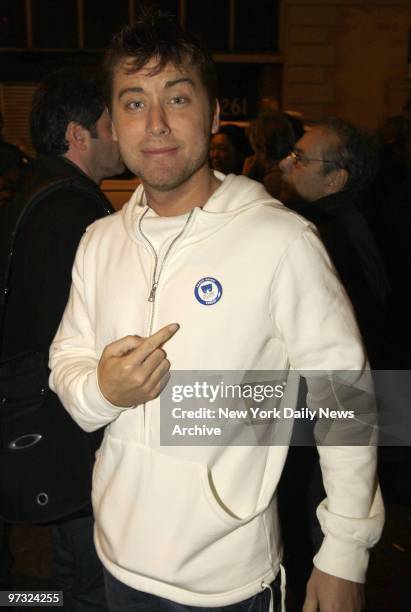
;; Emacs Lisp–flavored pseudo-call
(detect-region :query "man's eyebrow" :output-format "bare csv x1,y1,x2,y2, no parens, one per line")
165,77,195,89
118,86,144,99
117,78,195,99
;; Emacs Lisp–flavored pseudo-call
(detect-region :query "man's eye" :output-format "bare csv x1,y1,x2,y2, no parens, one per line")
126,100,144,111
170,96,187,105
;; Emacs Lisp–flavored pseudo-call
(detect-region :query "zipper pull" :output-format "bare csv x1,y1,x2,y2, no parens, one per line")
148,282,158,302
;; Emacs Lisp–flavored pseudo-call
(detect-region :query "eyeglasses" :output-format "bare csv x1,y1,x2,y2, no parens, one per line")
288,151,338,165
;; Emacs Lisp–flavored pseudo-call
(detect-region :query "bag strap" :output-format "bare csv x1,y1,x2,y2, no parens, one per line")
0,177,76,351
0,174,113,354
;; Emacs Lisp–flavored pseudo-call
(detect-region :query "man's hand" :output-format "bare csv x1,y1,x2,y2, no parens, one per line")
303,567,364,612
97,323,179,407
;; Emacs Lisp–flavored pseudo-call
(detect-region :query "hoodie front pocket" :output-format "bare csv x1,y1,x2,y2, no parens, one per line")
198,462,258,527
92,438,269,594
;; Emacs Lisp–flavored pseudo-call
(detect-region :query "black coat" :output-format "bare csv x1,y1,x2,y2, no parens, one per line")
0,155,113,522
302,190,389,368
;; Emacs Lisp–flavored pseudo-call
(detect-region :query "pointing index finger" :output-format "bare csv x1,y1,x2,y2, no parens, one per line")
137,323,179,362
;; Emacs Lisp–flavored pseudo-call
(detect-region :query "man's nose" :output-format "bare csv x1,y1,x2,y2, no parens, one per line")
146,104,170,137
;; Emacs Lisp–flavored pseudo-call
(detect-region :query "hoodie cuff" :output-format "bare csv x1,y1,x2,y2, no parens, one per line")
313,533,369,583
83,368,132,422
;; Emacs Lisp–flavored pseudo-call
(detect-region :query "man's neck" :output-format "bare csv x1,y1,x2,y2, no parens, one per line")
63,151,99,185
145,167,221,217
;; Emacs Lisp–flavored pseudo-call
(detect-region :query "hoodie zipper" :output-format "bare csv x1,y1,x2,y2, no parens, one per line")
138,208,194,335
137,207,195,444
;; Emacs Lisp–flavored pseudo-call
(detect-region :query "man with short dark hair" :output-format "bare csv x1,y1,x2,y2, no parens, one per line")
0,67,124,610
50,15,383,612
30,68,124,185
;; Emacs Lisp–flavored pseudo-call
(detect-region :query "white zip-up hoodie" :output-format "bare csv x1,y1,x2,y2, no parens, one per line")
50,174,384,607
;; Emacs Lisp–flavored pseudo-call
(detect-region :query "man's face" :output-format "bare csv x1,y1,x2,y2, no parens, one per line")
110,58,219,192
90,109,125,180
279,127,340,202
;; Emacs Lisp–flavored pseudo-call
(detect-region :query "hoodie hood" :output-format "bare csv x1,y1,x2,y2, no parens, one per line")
203,172,279,213
121,172,283,243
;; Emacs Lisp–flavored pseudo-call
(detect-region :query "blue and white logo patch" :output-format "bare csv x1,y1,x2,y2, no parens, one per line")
194,277,223,306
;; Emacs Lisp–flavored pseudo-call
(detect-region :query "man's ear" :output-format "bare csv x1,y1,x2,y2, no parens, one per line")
65,121,90,152
211,99,220,135
326,168,349,194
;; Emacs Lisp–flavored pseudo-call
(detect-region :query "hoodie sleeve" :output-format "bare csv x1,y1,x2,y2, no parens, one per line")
269,226,384,583
49,233,131,432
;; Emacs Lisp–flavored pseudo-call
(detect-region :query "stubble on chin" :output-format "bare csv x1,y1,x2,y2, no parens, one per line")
137,148,210,193
138,167,198,192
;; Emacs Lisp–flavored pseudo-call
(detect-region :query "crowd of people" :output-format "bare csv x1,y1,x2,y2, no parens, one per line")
210,111,411,371
0,7,408,612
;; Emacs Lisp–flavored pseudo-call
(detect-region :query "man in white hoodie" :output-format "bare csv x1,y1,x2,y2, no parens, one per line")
49,10,384,612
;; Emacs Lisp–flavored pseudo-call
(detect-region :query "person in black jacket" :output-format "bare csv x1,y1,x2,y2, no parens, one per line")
279,118,388,367
0,68,124,610
277,118,388,611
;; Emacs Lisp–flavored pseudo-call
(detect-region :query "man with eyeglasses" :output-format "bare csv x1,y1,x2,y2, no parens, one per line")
280,118,388,367
278,118,388,609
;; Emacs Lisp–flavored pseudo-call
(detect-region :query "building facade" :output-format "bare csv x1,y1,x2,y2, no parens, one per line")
1,0,411,154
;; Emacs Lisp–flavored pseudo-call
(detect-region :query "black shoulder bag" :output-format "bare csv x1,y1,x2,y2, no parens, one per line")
0,176,111,523
0,178,75,520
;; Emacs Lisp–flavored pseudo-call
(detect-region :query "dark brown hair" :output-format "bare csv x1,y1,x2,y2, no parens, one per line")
30,68,105,156
103,9,217,111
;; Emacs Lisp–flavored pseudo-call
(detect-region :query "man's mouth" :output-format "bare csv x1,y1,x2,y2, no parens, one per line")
141,146,179,156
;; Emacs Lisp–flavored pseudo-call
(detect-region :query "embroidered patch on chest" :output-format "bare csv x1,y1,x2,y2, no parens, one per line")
194,277,223,306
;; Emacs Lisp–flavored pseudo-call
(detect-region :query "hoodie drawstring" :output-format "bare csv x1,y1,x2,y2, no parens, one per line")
261,581,274,612
262,563,286,612
279,563,286,611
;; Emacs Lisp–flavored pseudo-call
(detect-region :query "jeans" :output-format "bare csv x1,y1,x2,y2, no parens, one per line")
50,514,107,612
104,568,280,612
